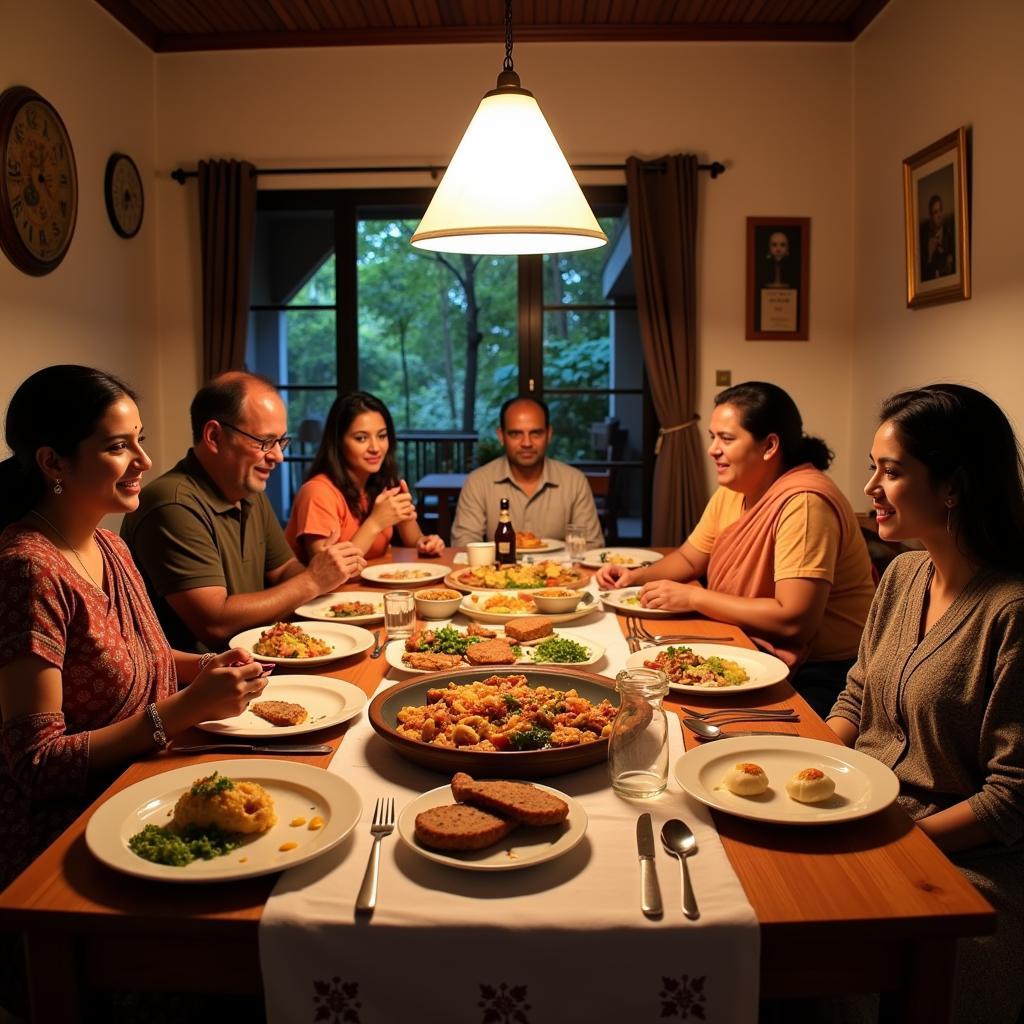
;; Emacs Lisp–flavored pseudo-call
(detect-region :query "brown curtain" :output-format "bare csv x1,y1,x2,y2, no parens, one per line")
626,154,707,545
198,159,257,380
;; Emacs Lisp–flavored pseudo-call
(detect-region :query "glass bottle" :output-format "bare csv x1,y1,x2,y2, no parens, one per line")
494,497,516,565
608,668,670,798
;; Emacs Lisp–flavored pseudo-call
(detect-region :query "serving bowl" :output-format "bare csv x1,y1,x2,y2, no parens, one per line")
413,588,464,619
368,666,619,778
530,588,583,614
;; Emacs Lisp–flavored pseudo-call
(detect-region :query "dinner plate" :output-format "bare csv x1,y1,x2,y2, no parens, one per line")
624,642,788,693
197,675,367,737
294,590,386,625
598,587,682,619
386,627,605,674
459,589,600,625
85,758,362,882
397,782,587,871
675,735,900,825
361,563,452,586
516,537,565,554
446,563,589,593
230,621,376,666
580,547,663,569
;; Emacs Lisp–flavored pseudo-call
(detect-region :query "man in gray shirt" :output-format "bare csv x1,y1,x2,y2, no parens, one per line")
451,396,604,548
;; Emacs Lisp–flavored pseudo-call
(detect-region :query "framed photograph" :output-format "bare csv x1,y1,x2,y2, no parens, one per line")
745,217,810,341
903,126,970,308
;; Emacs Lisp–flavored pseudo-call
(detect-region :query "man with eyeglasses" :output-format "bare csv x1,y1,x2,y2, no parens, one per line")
122,372,366,652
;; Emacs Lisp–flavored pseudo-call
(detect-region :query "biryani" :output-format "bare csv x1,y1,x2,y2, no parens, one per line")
395,673,617,751
643,645,749,688
416,588,462,601
325,600,378,618
253,622,333,659
456,560,582,590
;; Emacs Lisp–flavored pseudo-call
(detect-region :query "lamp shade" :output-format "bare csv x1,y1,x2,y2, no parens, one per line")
411,89,608,255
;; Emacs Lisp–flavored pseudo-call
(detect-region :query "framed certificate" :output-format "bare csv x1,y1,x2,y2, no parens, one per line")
745,216,810,341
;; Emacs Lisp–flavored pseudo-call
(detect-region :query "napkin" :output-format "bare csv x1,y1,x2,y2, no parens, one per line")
259,612,760,1023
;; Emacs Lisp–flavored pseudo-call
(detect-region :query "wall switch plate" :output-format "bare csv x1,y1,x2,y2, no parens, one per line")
715,370,732,386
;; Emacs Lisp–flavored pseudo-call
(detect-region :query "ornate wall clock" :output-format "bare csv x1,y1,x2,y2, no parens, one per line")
104,152,144,239
0,86,78,275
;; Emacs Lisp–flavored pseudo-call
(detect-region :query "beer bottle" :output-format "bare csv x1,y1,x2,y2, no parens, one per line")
494,498,516,565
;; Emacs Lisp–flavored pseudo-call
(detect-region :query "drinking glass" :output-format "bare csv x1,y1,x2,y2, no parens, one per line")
383,590,416,639
565,523,588,564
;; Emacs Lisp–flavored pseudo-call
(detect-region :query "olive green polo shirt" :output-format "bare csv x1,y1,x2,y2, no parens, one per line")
121,450,294,651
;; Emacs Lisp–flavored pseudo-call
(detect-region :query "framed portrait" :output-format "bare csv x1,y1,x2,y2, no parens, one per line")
745,217,810,341
902,126,970,308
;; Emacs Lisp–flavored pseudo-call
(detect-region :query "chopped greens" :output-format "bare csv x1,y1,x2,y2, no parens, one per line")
189,771,235,798
530,636,591,663
507,726,554,751
128,823,241,867
417,626,483,656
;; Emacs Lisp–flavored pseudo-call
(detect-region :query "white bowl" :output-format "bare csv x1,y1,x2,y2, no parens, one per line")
530,589,583,614
413,588,464,619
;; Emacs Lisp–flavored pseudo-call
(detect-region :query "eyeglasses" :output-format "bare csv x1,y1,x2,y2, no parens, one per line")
216,420,292,453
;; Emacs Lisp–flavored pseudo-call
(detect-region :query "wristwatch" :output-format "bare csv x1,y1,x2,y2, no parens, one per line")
146,703,170,749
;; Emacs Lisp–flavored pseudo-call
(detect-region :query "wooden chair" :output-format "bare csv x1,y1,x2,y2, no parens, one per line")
585,470,618,543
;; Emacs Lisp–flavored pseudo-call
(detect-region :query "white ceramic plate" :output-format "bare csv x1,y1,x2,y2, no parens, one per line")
459,589,600,625
230,621,376,666
516,537,565,554
580,547,663,569
294,591,386,625
386,627,605,674
625,642,788,694
85,758,362,882
599,587,682,619
675,735,900,825
197,676,367,737
361,563,452,586
397,782,587,871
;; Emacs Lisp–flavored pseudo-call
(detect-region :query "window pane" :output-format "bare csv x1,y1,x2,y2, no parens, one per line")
246,308,337,389
544,395,615,463
543,310,611,389
542,215,624,304
251,210,335,306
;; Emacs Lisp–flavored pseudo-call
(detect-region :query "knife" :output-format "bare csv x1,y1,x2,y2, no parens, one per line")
636,812,663,918
171,743,333,755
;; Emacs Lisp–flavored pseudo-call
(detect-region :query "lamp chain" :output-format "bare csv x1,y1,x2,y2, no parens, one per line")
503,0,514,71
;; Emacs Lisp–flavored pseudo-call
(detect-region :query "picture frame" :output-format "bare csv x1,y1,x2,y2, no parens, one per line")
902,126,970,308
745,217,810,341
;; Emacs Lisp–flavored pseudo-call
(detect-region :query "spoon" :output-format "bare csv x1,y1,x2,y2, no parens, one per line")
683,719,797,740
370,630,397,659
661,819,700,920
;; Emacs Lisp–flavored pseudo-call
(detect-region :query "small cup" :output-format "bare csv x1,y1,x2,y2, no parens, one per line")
565,524,588,564
466,541,496,567
383,590,416,639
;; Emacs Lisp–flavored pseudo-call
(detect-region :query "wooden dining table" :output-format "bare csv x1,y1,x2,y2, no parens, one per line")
0,547,994,1023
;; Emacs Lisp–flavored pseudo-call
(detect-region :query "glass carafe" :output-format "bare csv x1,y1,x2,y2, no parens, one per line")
608,668,670,798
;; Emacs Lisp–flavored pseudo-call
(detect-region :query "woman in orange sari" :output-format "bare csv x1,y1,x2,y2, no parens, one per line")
596,382,874,717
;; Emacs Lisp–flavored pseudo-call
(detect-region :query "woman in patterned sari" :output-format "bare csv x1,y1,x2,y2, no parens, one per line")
0,365,270,894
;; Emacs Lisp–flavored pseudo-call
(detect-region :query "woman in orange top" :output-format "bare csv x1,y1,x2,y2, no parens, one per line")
596,381,875,717
286,392,444,562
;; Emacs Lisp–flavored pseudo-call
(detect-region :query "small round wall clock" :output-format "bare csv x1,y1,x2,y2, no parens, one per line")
104,152,144,239
0,86,78,276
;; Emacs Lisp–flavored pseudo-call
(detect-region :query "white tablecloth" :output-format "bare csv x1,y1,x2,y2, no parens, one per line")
260,606,760,1023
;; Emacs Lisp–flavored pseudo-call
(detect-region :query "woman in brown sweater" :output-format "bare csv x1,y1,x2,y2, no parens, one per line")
829,384,1024,1024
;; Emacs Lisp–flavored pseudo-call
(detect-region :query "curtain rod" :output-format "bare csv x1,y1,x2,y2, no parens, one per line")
169,160,726,185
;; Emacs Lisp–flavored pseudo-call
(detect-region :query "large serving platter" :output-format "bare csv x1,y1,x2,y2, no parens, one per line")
459,589,599,625
361,563,452,586
445,562,589,593
385,627,604,674
624,642,788,694
397,783,587,871
230,621,375,666
197,675,367,737
368,667,618,778
675,735,900,825
294,590,386,625
85,759,361,882
580,547,663,569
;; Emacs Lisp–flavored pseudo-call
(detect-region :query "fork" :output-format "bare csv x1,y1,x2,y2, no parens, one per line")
355,797,395,913
628,616,733,644
679,705,796,719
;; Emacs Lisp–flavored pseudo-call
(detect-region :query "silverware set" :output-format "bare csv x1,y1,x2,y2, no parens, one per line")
623,614,734,653
636,813,700,919
356,796,395,913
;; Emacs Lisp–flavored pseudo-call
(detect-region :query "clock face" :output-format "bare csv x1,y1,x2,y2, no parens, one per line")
105,153,144,238
0,87,78,275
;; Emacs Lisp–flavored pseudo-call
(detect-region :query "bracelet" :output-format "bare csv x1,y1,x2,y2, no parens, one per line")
197,652,215,673
146,703,170,750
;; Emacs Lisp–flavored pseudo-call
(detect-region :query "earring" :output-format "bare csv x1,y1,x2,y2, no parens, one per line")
53,479,63,496
945,500,955,535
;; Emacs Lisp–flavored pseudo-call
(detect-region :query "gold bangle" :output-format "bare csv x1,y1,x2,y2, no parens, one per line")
197,652,215,673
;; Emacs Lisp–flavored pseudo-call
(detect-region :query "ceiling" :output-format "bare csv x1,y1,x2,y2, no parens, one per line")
94,0,891,53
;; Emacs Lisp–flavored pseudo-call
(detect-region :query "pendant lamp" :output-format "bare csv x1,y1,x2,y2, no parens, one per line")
410,0,607,256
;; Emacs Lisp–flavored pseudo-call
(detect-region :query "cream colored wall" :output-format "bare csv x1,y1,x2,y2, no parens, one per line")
0,0,158,462
154,41,857,492
850,0,1024,509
